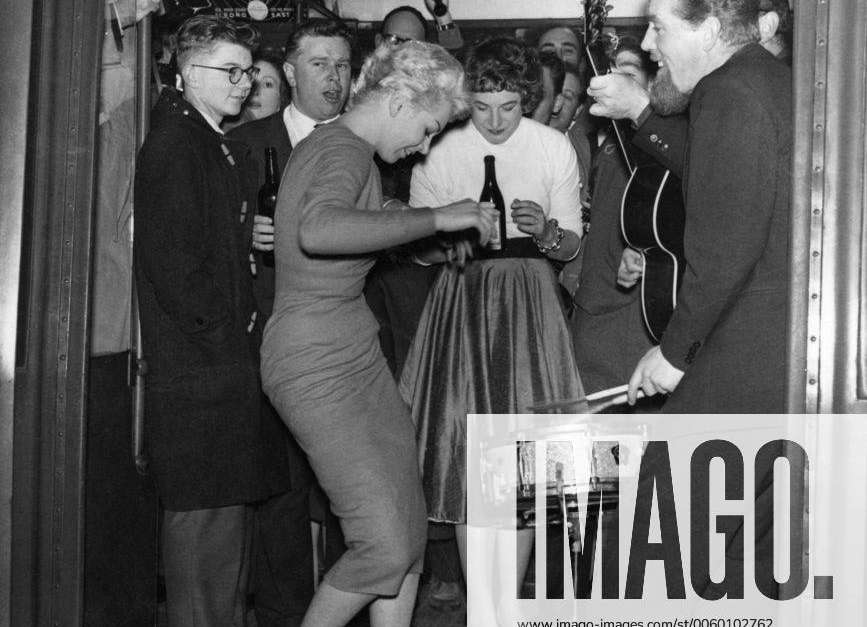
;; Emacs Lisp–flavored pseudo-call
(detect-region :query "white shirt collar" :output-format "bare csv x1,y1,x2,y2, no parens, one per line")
282,103,338,146
186,100,224,134
201,112,224,134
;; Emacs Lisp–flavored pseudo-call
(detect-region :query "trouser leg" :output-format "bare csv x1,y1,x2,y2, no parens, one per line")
253,486,314,627
162,504,251,627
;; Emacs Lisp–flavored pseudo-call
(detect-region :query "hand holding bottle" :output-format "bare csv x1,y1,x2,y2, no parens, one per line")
252,214,274,251
257,147,279,267
415,200,495,267
431,198,498,245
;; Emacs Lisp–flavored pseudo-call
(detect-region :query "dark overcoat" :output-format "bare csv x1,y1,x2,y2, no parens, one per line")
572,136,655,392
656,44,792,412
134,88,290,510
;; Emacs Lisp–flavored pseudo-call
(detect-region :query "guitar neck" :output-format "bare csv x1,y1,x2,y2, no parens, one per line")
583,0,635,174
585,45,635,174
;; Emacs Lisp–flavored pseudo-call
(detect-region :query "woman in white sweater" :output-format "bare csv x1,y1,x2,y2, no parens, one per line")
400,36,586,620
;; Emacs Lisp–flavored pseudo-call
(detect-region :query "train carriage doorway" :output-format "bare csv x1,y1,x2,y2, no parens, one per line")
2,0,867,625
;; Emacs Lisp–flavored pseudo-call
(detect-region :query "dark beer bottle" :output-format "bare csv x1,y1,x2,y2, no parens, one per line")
479,155,506,251
431,0,449,18
258,147,278,268
431,0,463,49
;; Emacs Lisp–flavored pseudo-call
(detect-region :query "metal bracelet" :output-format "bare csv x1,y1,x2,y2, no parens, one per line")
534,218,565,254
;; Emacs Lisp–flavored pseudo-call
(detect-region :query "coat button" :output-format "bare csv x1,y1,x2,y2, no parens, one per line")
650,133,659,142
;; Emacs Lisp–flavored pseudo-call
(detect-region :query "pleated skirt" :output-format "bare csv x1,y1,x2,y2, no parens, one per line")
399,257,585,523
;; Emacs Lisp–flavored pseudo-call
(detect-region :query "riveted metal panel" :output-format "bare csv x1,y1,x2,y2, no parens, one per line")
818,0,867,412
858,32,867,401
790,0,867,414
787,1,812,414
804,0,830,414
11,0,103,625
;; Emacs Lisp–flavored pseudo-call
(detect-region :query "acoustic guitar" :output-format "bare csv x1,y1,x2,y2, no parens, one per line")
620,164,685,342
582,0,686,342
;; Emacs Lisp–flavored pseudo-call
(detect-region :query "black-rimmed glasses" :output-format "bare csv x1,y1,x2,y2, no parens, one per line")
191,64,260,84
382,33,413,46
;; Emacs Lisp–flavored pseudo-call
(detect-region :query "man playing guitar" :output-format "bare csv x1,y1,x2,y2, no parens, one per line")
586,0,792,412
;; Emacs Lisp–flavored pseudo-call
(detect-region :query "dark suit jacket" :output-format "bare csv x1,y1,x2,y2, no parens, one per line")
567,116,594,206
227,111,293,319
632,111,688,178
656,44,792,412
227,110,293,187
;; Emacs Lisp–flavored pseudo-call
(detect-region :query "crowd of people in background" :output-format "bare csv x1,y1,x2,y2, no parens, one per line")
133,1,793,625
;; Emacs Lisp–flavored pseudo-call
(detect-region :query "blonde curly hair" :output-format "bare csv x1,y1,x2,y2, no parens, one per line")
351,41,470,122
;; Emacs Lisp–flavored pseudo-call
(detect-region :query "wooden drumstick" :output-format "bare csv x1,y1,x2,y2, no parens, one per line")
527,384,645,413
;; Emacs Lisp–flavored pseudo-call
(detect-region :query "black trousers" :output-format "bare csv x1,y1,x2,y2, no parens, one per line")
253,486,314,627
162,504,253,627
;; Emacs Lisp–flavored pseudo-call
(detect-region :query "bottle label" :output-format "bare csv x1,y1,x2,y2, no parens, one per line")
488,221,503,250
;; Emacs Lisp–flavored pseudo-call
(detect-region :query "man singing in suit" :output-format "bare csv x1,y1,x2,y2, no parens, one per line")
229,20,352,316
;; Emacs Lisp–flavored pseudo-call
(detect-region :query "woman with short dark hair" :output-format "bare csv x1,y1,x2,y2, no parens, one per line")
401,37,586,621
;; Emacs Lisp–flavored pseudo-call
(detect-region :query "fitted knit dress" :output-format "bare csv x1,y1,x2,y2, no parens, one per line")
261,123,427,596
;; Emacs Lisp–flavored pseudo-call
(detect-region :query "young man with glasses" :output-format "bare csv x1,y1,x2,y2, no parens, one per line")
134,15,291,626
189,62,260,84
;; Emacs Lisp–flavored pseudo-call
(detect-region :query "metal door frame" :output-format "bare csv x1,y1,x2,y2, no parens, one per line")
0,0,35,624
787,0,867,413
4,1,103,625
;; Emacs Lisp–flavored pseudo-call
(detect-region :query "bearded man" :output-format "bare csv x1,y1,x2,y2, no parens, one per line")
593,0,792,412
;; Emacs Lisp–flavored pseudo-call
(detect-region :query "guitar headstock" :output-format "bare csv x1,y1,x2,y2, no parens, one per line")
582,0,614,76
580,0,636,174
584,0,611,47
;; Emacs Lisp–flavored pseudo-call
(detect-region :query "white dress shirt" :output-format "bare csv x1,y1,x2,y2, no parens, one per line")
282,103,338,147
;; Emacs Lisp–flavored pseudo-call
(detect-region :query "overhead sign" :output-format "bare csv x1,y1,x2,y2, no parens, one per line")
164,0,300,21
